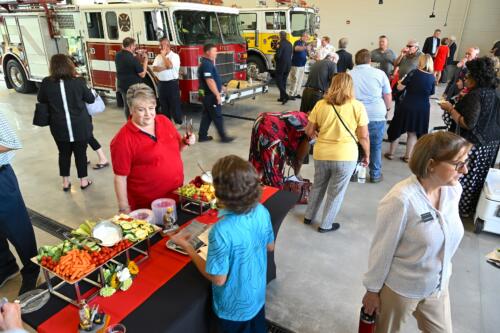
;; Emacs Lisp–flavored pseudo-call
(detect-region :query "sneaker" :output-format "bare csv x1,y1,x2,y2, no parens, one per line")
198,136,214,142
0,264,20,289
318,223,340,233
18,272,39,296
221,136,235,143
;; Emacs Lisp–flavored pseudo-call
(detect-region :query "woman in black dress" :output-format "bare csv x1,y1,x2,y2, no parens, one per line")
385,54,436,162
37,54,95,191
439,57,500,216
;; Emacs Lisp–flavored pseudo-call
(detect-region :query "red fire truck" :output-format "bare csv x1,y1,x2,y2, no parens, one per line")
0,0,268,105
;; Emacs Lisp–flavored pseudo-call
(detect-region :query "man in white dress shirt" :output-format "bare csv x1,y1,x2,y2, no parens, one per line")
152,37,182,124
316,36,338,62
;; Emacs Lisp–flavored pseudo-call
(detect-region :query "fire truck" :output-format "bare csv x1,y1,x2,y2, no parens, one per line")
0,0,268,105
239,0,319,76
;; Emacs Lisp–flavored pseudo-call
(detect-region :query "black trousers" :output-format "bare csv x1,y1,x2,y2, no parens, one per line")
119,88,130,119
0,164,39,277
300,87,323,113
275,68,290,100
198,94,227,140
88,117,101,151
158,80,182,124
55,140,88,178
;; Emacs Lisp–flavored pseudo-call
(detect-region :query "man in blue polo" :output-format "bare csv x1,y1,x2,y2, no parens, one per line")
198,44,234,143
350,49,392,183
287,32,309,100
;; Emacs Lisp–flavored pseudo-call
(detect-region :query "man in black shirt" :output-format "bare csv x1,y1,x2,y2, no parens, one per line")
300,54,337,113
115,37,148,118
336,38,354,73
274,31,293,104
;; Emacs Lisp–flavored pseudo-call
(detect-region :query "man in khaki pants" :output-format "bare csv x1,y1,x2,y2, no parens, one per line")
287,33,309,100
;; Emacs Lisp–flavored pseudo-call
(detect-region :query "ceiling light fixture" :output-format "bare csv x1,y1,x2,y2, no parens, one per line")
429,0,437,18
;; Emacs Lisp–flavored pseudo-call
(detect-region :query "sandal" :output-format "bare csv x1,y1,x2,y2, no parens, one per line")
383,153,394,160
80,180,93,190
400,156,410,163
63,183,71,192
92,162,109,170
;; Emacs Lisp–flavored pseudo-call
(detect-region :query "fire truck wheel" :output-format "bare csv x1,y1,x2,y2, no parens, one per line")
6,59,35,93
247,55,266,79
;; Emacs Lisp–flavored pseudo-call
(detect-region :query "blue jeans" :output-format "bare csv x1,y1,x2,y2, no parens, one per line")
368,121,386,179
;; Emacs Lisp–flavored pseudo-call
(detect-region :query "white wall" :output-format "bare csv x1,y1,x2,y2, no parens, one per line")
232,0,500,60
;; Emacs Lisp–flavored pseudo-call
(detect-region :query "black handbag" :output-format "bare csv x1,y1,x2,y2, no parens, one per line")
331,104,365,163
33,103,50,127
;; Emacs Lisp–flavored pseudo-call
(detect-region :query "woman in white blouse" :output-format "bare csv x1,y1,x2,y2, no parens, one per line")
362,131,471,333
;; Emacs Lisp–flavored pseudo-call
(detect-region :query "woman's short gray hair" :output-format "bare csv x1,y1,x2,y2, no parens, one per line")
126,83,156,108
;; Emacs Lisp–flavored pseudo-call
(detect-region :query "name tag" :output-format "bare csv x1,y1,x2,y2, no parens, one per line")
420,212,434,223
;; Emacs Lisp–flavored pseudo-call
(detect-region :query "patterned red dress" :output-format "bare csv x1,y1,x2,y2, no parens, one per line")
249,111,308,189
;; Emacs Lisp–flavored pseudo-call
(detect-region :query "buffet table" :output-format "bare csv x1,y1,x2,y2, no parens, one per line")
22,187,298,333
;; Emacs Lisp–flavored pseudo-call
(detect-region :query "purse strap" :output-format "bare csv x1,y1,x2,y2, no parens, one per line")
59,80,75,142
331,104,359,144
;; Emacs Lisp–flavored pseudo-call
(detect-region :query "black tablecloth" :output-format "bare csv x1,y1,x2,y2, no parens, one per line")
23,190,298,332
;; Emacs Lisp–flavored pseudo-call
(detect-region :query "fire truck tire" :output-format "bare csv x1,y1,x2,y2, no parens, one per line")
247,55,266,78
6,60,35,93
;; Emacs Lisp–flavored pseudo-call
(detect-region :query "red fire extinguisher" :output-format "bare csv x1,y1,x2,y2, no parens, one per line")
358,307,376,333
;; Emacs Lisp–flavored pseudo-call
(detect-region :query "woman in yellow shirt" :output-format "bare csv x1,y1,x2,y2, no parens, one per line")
304,73,370,233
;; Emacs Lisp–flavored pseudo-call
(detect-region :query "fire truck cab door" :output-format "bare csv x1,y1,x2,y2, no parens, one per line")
83,9,134,90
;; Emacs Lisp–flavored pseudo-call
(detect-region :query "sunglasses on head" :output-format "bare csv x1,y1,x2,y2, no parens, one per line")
406,45,416,48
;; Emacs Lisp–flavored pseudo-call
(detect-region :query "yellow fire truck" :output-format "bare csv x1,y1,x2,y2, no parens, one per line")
239,0,319,75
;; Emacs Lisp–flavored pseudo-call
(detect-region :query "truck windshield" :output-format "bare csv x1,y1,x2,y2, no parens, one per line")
174,10,222,45
217,13,244,44
174,11,243,45
290,11,311,37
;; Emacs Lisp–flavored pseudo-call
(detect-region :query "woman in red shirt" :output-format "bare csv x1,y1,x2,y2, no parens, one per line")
433,38,449,83
111,84,195,213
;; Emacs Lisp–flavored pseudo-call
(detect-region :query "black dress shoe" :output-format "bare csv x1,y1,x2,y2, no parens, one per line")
295,94,301,99
288,96,296,101
318,223,340,233
281,96,289,105
277,98,283,102
304,218,312,225
18,272,39,296
221,136,235,143
0,264,20,289
199,136,214,142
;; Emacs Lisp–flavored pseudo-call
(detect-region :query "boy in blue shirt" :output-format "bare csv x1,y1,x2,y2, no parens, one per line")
171,155,275,333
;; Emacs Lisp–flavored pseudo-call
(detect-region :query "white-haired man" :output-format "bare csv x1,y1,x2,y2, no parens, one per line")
300,53,337,113
394,39,422,78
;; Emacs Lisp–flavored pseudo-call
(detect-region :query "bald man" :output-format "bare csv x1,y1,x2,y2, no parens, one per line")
443,46,480,100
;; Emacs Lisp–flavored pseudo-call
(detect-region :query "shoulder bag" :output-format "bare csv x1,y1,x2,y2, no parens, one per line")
33,103,50,127
331,104,365,163
86,89,105,116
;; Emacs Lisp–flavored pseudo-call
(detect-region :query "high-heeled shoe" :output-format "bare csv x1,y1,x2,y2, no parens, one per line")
63,183,71,192
80,180,93,190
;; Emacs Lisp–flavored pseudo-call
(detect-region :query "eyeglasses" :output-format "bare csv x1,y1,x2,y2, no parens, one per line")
445,158,470,171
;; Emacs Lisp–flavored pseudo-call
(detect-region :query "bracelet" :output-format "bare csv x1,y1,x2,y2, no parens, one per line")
118,206,130,213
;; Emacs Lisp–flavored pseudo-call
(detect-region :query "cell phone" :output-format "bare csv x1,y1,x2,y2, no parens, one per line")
0,297,8,310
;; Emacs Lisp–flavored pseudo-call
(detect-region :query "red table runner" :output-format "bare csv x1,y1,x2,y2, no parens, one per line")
38,186,278,333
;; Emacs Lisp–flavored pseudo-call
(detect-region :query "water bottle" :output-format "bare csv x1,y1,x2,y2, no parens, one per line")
357,165,366,184
358,307,376,333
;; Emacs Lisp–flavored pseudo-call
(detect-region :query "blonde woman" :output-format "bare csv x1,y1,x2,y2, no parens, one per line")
385,54,436,162
304,73,369,233
110,84,195,213
363,132,470,333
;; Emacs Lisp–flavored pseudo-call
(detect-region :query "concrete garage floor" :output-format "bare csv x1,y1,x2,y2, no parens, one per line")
1,79,499,333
